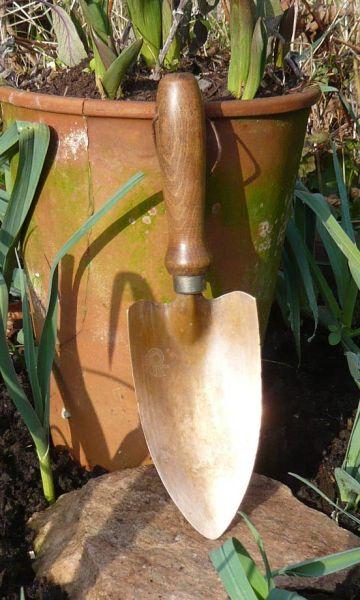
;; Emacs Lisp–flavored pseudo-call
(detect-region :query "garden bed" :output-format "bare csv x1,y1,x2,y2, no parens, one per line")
1,307,359,599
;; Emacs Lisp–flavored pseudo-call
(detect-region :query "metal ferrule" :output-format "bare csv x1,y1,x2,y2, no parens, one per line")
173,275,206,294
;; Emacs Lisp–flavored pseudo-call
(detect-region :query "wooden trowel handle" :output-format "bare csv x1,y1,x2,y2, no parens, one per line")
155,73,210,294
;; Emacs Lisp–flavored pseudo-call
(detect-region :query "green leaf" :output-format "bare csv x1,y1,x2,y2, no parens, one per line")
331,141,354,242
272,546,360,578
341,398,360,502
50,4,87,67
102,38,143,99
0,123,50,283
318,84,338,93
242,18,267,100
239,511,274,591
0,122,19,156
126,0,162,67
162,0,181,69
92,30,117,71
268,590,306,600
346,352,360,390
289,473,360,527
36,172,144,428
303,244,341,320
0,271,8,332
228,0,254,98
334,467,360,508
296,189,360,294
79,0,112,46
210,538,265,600
328,330,341,345
0,302,47,458
286,220,318,339
17,263,44,424
316,219,348,308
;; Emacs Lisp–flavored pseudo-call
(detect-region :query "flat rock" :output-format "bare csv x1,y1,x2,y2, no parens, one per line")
29,466,360,599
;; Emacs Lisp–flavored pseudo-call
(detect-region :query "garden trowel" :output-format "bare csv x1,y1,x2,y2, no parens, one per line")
128,73,262,539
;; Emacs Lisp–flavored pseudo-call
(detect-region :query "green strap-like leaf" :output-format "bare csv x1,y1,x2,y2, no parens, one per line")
18,263,45,424
286,220,318,338
0,271,8,332
0,123,50,281
272,546,360,579
228,0,254,98
126,0,162,67
92,29,117,71
102,38,143,99
0,122,19,156
296,189,360,290
334,467,360,508
210,538,263,600
268,590,306,600
36,172,144,427
331,140,354,243
316,218,348,308
162,0,181,69
0,303,47,456
79,0,112,46
289,473,360,527
303,243,342,320
238,511,274,591
242,17,267,100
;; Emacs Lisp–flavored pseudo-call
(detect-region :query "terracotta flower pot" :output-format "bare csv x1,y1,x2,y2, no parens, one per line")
0,85,320,471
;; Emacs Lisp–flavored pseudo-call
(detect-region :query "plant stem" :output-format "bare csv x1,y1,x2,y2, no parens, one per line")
343,277,358,329
38,447,55,504
153,0,189,79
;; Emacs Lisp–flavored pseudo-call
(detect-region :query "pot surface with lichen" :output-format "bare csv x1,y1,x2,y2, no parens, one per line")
0,86,319,471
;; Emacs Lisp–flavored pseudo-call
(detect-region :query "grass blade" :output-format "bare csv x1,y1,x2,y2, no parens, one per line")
0,122,19,156
289,473,360,527
286,220,318,338
210,538,263,600
238,511,274,591
272,546,360,578
242,17,267,100
162,0,181,69
228,0,254,98
296,190,360,287
331,141,354,243
0,271,8,332
316,219,348,308
334,467,360,508
0,123,50,281
0,308,46,455
17,262,44,423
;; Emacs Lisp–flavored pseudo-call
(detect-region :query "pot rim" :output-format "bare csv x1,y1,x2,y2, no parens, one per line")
0,84,320,119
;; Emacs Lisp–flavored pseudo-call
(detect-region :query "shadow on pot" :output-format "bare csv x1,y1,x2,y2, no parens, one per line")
52,193,163,470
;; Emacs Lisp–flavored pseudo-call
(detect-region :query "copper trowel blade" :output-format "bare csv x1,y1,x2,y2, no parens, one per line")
128,290,261,539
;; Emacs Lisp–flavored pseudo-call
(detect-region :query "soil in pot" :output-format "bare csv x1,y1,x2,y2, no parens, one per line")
19,54,305,102
1,306,360,598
